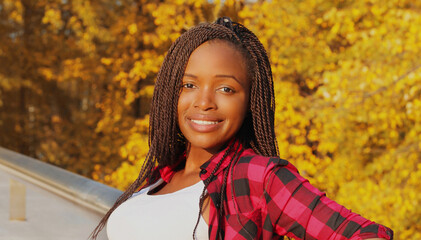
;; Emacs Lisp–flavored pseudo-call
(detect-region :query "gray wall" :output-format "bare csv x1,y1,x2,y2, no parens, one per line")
0,147,123,240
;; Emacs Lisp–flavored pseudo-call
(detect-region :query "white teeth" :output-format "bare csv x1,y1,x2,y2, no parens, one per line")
191,119,219,125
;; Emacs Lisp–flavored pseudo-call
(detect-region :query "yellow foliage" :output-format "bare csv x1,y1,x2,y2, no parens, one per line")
42,7,64,30
101,58,113,66
239,0,421,238
1,0,419,238
127,23,138,35
106,116,150,189
3,0,23,24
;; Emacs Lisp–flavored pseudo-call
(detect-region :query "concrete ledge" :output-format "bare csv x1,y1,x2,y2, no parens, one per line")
0,147,122,215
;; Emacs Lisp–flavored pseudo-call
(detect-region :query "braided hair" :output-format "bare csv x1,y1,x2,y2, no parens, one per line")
90,16,279,239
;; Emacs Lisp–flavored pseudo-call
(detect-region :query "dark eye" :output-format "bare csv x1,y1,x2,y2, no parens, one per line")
182,83,195,89
220,87,235,93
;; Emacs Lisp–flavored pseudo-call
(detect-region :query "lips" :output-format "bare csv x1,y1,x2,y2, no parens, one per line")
187,115,223,133
190,119,219,125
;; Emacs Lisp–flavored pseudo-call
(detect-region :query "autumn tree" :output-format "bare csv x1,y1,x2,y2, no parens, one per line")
240,0,421,238
0,0,228,182
0,0,117,175
1,0,419,238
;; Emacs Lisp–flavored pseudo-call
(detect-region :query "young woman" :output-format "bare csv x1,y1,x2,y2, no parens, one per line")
91,17,393,240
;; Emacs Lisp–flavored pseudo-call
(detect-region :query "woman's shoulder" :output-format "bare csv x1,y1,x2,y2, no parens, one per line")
234,148,299,183
238,148,297,171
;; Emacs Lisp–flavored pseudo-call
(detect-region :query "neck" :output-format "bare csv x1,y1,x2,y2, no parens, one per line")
183,145,219,175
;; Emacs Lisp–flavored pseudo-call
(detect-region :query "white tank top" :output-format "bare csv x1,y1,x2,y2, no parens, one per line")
107,179,209,240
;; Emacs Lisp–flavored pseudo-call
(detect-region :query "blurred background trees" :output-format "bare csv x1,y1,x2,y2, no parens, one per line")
0,0,419,238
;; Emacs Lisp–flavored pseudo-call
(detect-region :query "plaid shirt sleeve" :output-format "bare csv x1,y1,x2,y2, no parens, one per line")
262,159,394,240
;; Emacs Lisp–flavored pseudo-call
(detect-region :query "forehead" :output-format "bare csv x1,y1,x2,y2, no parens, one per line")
184,40,248,82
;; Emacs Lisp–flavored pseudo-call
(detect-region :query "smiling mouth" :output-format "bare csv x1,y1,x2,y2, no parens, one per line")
190,119,220,125
187,118,223,133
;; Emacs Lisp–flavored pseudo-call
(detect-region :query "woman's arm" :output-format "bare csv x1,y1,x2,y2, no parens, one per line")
262,162,393,240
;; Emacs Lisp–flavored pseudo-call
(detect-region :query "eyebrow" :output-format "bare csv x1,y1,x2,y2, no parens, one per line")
183,73,241,85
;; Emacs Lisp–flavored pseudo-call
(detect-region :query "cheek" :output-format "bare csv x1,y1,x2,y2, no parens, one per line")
237,93,249,113
177,92,191,129
177,92,187,116
226,95,249,126
239,96,250,128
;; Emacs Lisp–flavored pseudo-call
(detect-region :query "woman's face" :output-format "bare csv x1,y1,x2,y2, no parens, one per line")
177,40,250,154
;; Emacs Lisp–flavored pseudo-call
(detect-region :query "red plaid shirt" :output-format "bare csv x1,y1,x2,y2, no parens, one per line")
154,141,393,240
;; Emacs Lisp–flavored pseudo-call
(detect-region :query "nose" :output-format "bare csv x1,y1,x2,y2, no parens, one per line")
194,87,217,111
